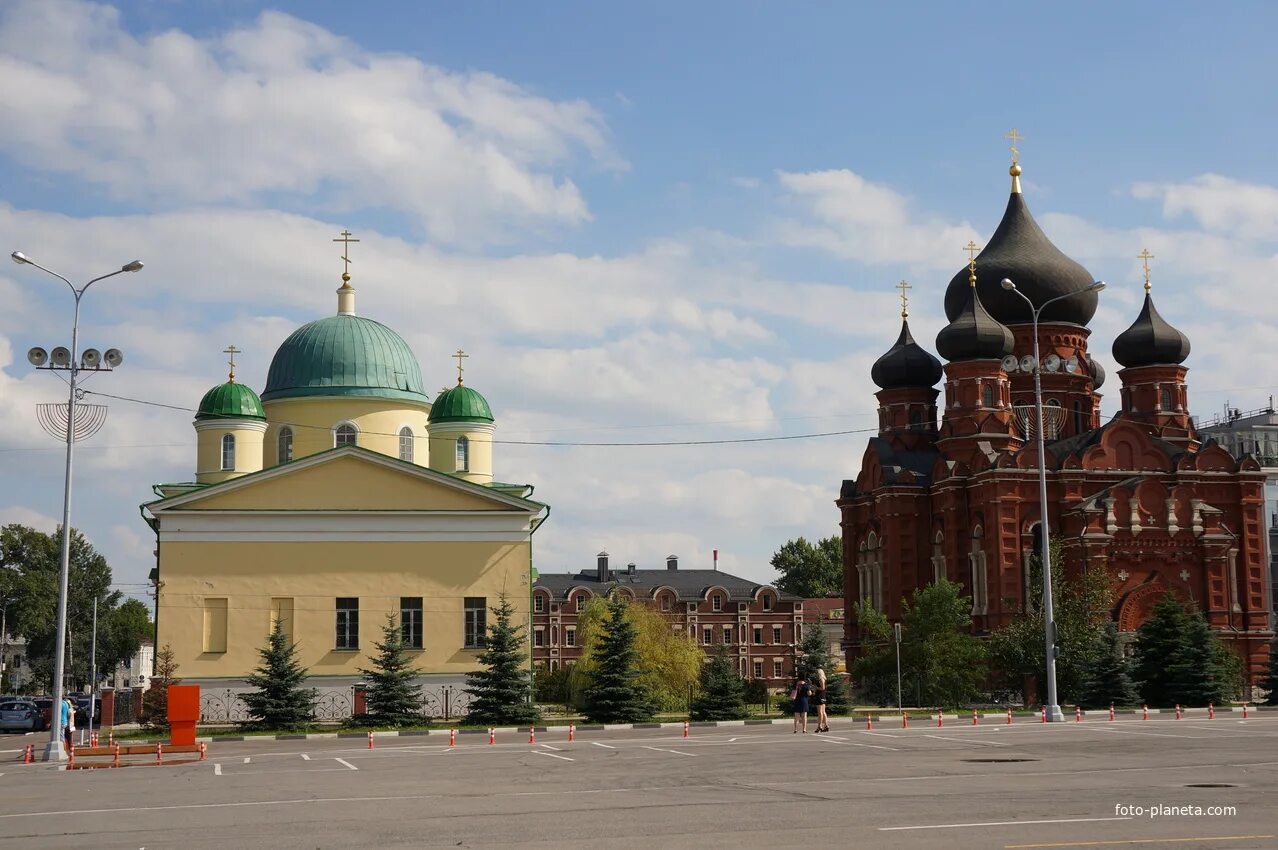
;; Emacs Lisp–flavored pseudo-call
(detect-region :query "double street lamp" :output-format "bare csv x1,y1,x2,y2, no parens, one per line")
1000,277,1105,723
11,250,142,761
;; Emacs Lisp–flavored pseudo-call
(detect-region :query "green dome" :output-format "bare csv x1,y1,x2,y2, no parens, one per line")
262,315,427,403
429,383,494,423
196,381,266,421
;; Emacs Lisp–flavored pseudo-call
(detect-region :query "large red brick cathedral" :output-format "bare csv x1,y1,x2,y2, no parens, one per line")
838,158,1273,683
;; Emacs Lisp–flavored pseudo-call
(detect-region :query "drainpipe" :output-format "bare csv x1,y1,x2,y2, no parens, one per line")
528,504,550,688
139,505,160,674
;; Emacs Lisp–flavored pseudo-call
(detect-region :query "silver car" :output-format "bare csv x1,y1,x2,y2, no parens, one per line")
0,699,44,733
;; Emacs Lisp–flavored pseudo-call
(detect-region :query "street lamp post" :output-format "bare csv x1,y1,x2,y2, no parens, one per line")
1000,277,1104,723
11,251,142,761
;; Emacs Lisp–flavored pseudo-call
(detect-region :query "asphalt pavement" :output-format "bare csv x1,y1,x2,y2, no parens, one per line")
0,713,1275,849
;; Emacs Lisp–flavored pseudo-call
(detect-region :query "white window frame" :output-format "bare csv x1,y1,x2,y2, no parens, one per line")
456,435,470,472
398,426,414,462
334,422,358,447
277,426,293,464
220,433,235,471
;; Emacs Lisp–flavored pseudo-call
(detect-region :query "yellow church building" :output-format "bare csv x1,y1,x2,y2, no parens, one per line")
142,253,547,695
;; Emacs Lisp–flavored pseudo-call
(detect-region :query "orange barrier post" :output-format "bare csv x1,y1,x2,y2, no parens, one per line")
937,711,943,728
488,727,495,745
449,728,456,748
113,744,120,768
529,727,535,745
1142,704,1149,721
367,731,374,749
1108,704,1115,722
683,721,689,739
199,742,207,761
1075,705,1082,723
156,742,163,765
901,713,909,729
1006,707,1013,725
108,730,114,748
90,731,98,747
1208,703,1214,720
568,724,575,742
865,714,873,730
972,709,979,726
23,744,34,764
1242,704,1249,720
1041,706,1047,723
1175,704,1182,720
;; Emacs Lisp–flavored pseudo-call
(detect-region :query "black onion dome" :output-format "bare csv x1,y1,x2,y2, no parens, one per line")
1086,355,1106,390
871,319,943,389
1111,292,1191,368
944,192,1098,326
936,285,1014,362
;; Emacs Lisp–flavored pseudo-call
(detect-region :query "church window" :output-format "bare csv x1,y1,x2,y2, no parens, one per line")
202,598,228,653
398,427,414,462
401,597,423,649
335,598,359,650
335,423,357,447
220,434,235,471
278,427,293,463
969,528,988,616
982,384,995,408
464,597,487,648
456,435,470,472
1161,388,1174,411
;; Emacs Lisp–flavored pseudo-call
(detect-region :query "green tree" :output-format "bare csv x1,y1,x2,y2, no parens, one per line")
533,665,572,708
466,596,539,726
1261,639,1278,706
139,643,179,731
849,600,898,707
1131,593,1196,707
794,620,850,715
581,594,656,723
771,536,843,598
572,595,701,712
358,615,424,726
1165,610,1240,707
690,646,748,721
1078,621,1138,709
900,580,986,707
988,540,1114,705
242,622,315,730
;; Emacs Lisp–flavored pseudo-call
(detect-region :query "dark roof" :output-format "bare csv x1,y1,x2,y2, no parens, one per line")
868,437,938,487
1086,354,1106,390
534,568,797,602
943,191,1098,327
1112,292,1191,368
872,318,943,390
936,284,1014,362
1045,419,1185,463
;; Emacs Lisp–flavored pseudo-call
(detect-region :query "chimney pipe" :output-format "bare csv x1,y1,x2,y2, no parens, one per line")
596,551,609,582
627,562,636,576
666,555,678,571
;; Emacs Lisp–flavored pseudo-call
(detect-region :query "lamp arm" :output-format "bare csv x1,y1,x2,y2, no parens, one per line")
21,258,76,298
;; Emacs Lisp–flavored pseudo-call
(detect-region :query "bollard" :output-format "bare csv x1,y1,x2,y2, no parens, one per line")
108,730,114,748
113,744,120,768
449,728,456,748
368,731,374,749
199,742,207,761
972,708,979,726
1243,704,1249,720
1109,704,1115,722
901,713,909,729
91,731,99,747
683,721,689,739
1208,703,1214,720
23,744,34,764
156,742,163,765
1175,704,1182,720
529,727,536,745
1075,705,1082,723
866,713,873,730
1041,706,1047,723
488,727,495,745
568,723,575,743
1006,707,1013,726
937,711,943,728
1142,704,1149,721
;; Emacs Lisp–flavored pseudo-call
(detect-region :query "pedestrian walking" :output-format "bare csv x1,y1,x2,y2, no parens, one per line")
791,674,811,734
814,667,829,733
62,697,75,753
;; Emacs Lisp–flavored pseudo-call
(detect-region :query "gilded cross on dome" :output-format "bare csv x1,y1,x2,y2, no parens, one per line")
453,349,469,385
333,229,360,284
964,241,981,288
896,280,911,319
223,344,241,383
1138,248,1155,292
1004,128,1024,165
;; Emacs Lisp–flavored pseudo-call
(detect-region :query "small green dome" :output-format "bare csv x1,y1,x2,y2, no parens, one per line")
429,383,494,423
196,381,266,421
262,315,427,403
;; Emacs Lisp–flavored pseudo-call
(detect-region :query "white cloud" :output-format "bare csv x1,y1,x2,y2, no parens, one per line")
0,505,59,533
1133,174,1278,242
0,0,622,245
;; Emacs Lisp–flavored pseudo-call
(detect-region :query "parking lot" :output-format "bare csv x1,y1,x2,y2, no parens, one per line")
1,714,1276,849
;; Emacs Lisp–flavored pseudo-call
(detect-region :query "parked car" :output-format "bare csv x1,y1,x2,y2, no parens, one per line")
0,699,44,733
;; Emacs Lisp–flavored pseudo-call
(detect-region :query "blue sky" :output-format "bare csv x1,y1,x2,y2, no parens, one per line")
2,0,1277,600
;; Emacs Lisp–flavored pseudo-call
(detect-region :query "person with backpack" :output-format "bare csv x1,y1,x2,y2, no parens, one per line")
791,674,811,734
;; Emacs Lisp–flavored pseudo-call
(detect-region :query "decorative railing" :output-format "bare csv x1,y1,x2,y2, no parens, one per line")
195,684,475,723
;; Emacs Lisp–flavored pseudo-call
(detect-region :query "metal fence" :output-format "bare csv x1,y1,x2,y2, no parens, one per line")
197,685,473,724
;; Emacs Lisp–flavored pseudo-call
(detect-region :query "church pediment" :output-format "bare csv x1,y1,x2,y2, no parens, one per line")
145,446,543,515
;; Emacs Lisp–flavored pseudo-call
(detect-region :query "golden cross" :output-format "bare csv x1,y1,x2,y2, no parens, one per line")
223,344,241,382
1137,248,1154,292
1004,128,1024,165
965,241,981,288
333,229,360,282
453,349,469,385
896,280,911,318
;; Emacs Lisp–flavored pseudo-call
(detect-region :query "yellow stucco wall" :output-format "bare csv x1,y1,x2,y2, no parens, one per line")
195,422,266,484
157,539,531,678
428,425,494,484
262,397,431,466
185,454,507,512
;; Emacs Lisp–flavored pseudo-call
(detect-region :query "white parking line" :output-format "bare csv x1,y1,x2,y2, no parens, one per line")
540,744,562,751
591,742,615,749
532,751,574,762
925,735,1010,747
880,815,1132,832
213,763,222,776
243,757,251,763
643,746,695,757
300,754,310,760
334,758,358,771
813,737,898,752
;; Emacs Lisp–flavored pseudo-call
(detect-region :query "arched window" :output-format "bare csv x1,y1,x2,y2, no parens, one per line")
456,435,470,472
278,426,293,464
399,427,414,462
1161,388,1174,411
220,434,235,471
982,383,995,408
335,423,357,447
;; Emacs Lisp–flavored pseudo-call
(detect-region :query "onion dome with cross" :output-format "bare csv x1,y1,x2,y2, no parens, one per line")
871,280,943,389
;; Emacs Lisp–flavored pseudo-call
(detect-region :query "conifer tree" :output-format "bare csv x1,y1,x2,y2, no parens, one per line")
1166,612,1236,707
243,622,315,730
794,619,851,715
1079,621,1137,709
1262,638,1278,706
358,615,424,726
1131,593,1194,707
581,594,656,723
139,643,180,731
466,596,539,726
690,646,748,721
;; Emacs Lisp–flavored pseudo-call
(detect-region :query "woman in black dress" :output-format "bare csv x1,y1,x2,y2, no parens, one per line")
814,667,829,733
792,675,811,733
